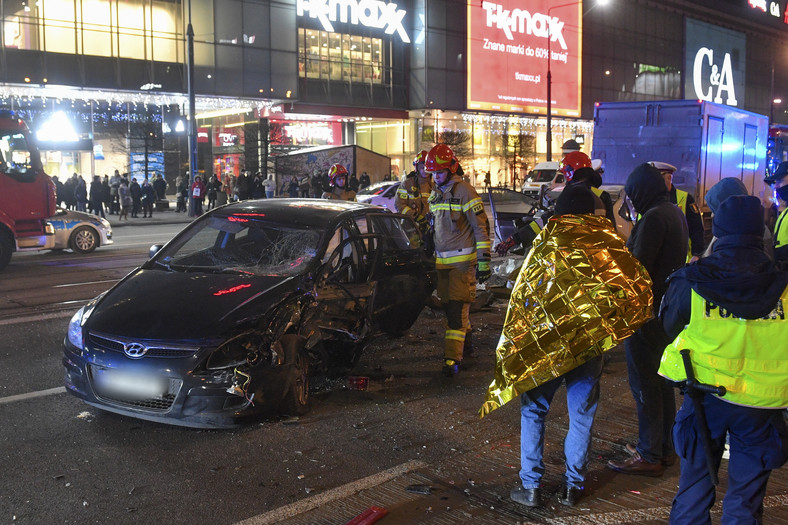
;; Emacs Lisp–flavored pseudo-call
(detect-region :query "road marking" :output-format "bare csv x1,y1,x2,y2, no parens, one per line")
0,386,66,405
234,460,426,525
54,279,117,288
0,310,76,326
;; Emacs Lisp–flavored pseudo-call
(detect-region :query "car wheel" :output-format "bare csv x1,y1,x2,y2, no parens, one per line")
0,231,12,271
70,226,98,254
281,345,311,416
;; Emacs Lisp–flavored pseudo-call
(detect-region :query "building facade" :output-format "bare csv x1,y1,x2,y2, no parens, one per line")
1,0,787,191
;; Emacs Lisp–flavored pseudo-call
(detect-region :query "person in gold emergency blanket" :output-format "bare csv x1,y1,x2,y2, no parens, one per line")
425,144,491,376
321,164,356,201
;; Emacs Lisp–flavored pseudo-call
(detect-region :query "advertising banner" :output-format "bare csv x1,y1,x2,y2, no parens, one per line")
467,0,582,116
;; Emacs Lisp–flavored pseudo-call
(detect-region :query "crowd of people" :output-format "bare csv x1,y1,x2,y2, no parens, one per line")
51,170,165,219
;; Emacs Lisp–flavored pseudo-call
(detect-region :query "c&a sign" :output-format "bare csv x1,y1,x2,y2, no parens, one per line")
684,18,746,107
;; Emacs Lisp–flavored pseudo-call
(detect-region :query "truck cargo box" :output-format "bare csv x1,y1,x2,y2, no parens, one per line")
591,100,769,211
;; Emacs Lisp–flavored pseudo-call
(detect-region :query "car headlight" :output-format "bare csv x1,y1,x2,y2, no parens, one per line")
100,218,111,229
67,306,86,349
67,293,104,349
206,332,277,371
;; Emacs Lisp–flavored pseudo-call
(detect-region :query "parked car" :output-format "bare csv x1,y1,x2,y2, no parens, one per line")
49,207,113,253
355,181,399,212
63,199,434,428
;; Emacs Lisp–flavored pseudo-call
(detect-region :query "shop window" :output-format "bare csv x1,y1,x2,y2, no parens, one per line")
298,28,383,85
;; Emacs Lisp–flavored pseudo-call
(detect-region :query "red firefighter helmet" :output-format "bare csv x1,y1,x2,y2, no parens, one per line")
328,164,348,186
424,144,458,174
559,151,593,181
413,150,428,166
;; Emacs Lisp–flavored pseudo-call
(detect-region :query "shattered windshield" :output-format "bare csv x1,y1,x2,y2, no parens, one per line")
153,214,322,276
524,170,556,183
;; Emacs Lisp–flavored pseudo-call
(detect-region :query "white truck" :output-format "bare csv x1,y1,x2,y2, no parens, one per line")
591,100,770,214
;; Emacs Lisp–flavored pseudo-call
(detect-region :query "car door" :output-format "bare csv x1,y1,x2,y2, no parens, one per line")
361,212,433,336
487,187,540,244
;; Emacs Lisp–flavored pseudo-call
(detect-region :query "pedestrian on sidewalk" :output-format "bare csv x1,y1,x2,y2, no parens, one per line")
141,179,155,218
607,163,688,476
118,179,131,220
191,175,206,216
658,195,788,524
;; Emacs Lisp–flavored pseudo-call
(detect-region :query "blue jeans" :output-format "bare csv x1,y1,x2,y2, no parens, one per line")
670,394,788,524
625,320,675,463
519,355,604,489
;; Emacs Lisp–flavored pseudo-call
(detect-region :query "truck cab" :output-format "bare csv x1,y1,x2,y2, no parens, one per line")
0,112,56,271
521,162,565,196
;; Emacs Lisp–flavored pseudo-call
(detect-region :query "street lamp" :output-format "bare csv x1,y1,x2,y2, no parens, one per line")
771,98,782,125
186,0,198,216
545,0,609,161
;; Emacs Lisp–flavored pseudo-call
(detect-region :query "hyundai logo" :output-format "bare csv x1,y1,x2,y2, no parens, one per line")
123,342,148,359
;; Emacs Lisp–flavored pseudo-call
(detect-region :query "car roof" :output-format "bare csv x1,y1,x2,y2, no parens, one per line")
215,198,385,228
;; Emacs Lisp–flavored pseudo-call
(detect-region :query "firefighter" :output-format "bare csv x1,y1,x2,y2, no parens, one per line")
658,195,788,523
649,161,705,262
765,160,788,263
396,150,434,247
425,144,491,376
321,164,356,201
494,151,614,256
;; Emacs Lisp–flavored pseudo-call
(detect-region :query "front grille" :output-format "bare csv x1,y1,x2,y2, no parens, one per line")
89,365,182,412
89,332,199,359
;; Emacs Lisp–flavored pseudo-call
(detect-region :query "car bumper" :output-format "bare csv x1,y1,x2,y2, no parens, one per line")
62,341,285,429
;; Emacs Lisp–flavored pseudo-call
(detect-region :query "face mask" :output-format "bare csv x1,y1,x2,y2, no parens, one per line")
777,184,788,202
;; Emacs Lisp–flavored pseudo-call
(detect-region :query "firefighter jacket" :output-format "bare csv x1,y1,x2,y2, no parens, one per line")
659,233,788,409
395,171,432,220
322,187,356,201
429,174,491,268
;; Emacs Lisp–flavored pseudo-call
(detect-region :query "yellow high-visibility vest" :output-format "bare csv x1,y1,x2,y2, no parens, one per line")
658,288,788,408
774,207,788,250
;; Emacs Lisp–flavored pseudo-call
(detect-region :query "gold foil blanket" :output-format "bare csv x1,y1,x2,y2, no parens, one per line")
480,214,652,418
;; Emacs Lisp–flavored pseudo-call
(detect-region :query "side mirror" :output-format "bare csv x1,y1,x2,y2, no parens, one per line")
149,244,163,259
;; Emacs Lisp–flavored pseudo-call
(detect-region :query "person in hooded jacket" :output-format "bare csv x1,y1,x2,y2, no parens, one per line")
657,195,788,524
607,163,688,476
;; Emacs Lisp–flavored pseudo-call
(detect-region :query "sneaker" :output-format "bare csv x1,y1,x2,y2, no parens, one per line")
625,443,677,467
510,486,541,507
558,485,583,506
607,451,665,477
442,359,459,377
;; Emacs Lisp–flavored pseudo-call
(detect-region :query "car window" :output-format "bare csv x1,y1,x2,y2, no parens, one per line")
154,216,320,276
0,130,38,181
525,170,555,183
369,215,417,251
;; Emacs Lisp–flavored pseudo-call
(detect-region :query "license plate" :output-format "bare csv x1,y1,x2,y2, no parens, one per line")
94,368,167,400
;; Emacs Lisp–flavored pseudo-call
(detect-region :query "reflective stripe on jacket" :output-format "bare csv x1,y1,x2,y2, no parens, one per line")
659,287,788,408
429,175,490,268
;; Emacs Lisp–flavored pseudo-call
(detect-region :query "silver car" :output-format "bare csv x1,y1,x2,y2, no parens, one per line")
49,207,113,253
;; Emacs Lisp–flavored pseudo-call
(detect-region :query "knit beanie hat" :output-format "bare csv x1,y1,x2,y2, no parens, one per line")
705,177,748,215
712,195,763,238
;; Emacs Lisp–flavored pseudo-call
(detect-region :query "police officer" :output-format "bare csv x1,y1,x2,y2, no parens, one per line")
649,161,705,262
395,150,434,244
425,144,491,376
765,160,788,262
321,164,356,201
658,195,788,524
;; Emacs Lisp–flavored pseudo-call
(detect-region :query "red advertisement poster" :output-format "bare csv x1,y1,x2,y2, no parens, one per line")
467,0,582,116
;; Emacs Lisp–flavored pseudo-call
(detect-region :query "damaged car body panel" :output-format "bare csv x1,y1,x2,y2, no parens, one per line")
63,199,434,428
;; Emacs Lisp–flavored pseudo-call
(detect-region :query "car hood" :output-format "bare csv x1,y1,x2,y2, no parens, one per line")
87,269,302,340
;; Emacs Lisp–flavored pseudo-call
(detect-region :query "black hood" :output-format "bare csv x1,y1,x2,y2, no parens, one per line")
87,269,300,340
625,163,669,214
673,235,788,318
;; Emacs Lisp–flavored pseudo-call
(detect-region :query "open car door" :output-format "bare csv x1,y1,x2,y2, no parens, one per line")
487,187,540,244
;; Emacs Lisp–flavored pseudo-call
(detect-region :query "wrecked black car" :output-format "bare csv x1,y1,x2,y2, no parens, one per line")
63,199,434,428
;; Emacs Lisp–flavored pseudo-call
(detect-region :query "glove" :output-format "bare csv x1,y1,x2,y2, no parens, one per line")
494,237,516,256
415,214,429,230
476,260,491,283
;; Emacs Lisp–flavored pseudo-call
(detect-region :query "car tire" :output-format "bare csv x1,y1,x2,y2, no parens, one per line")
281,341,311,417
69,226,98,254
0,230,12,271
